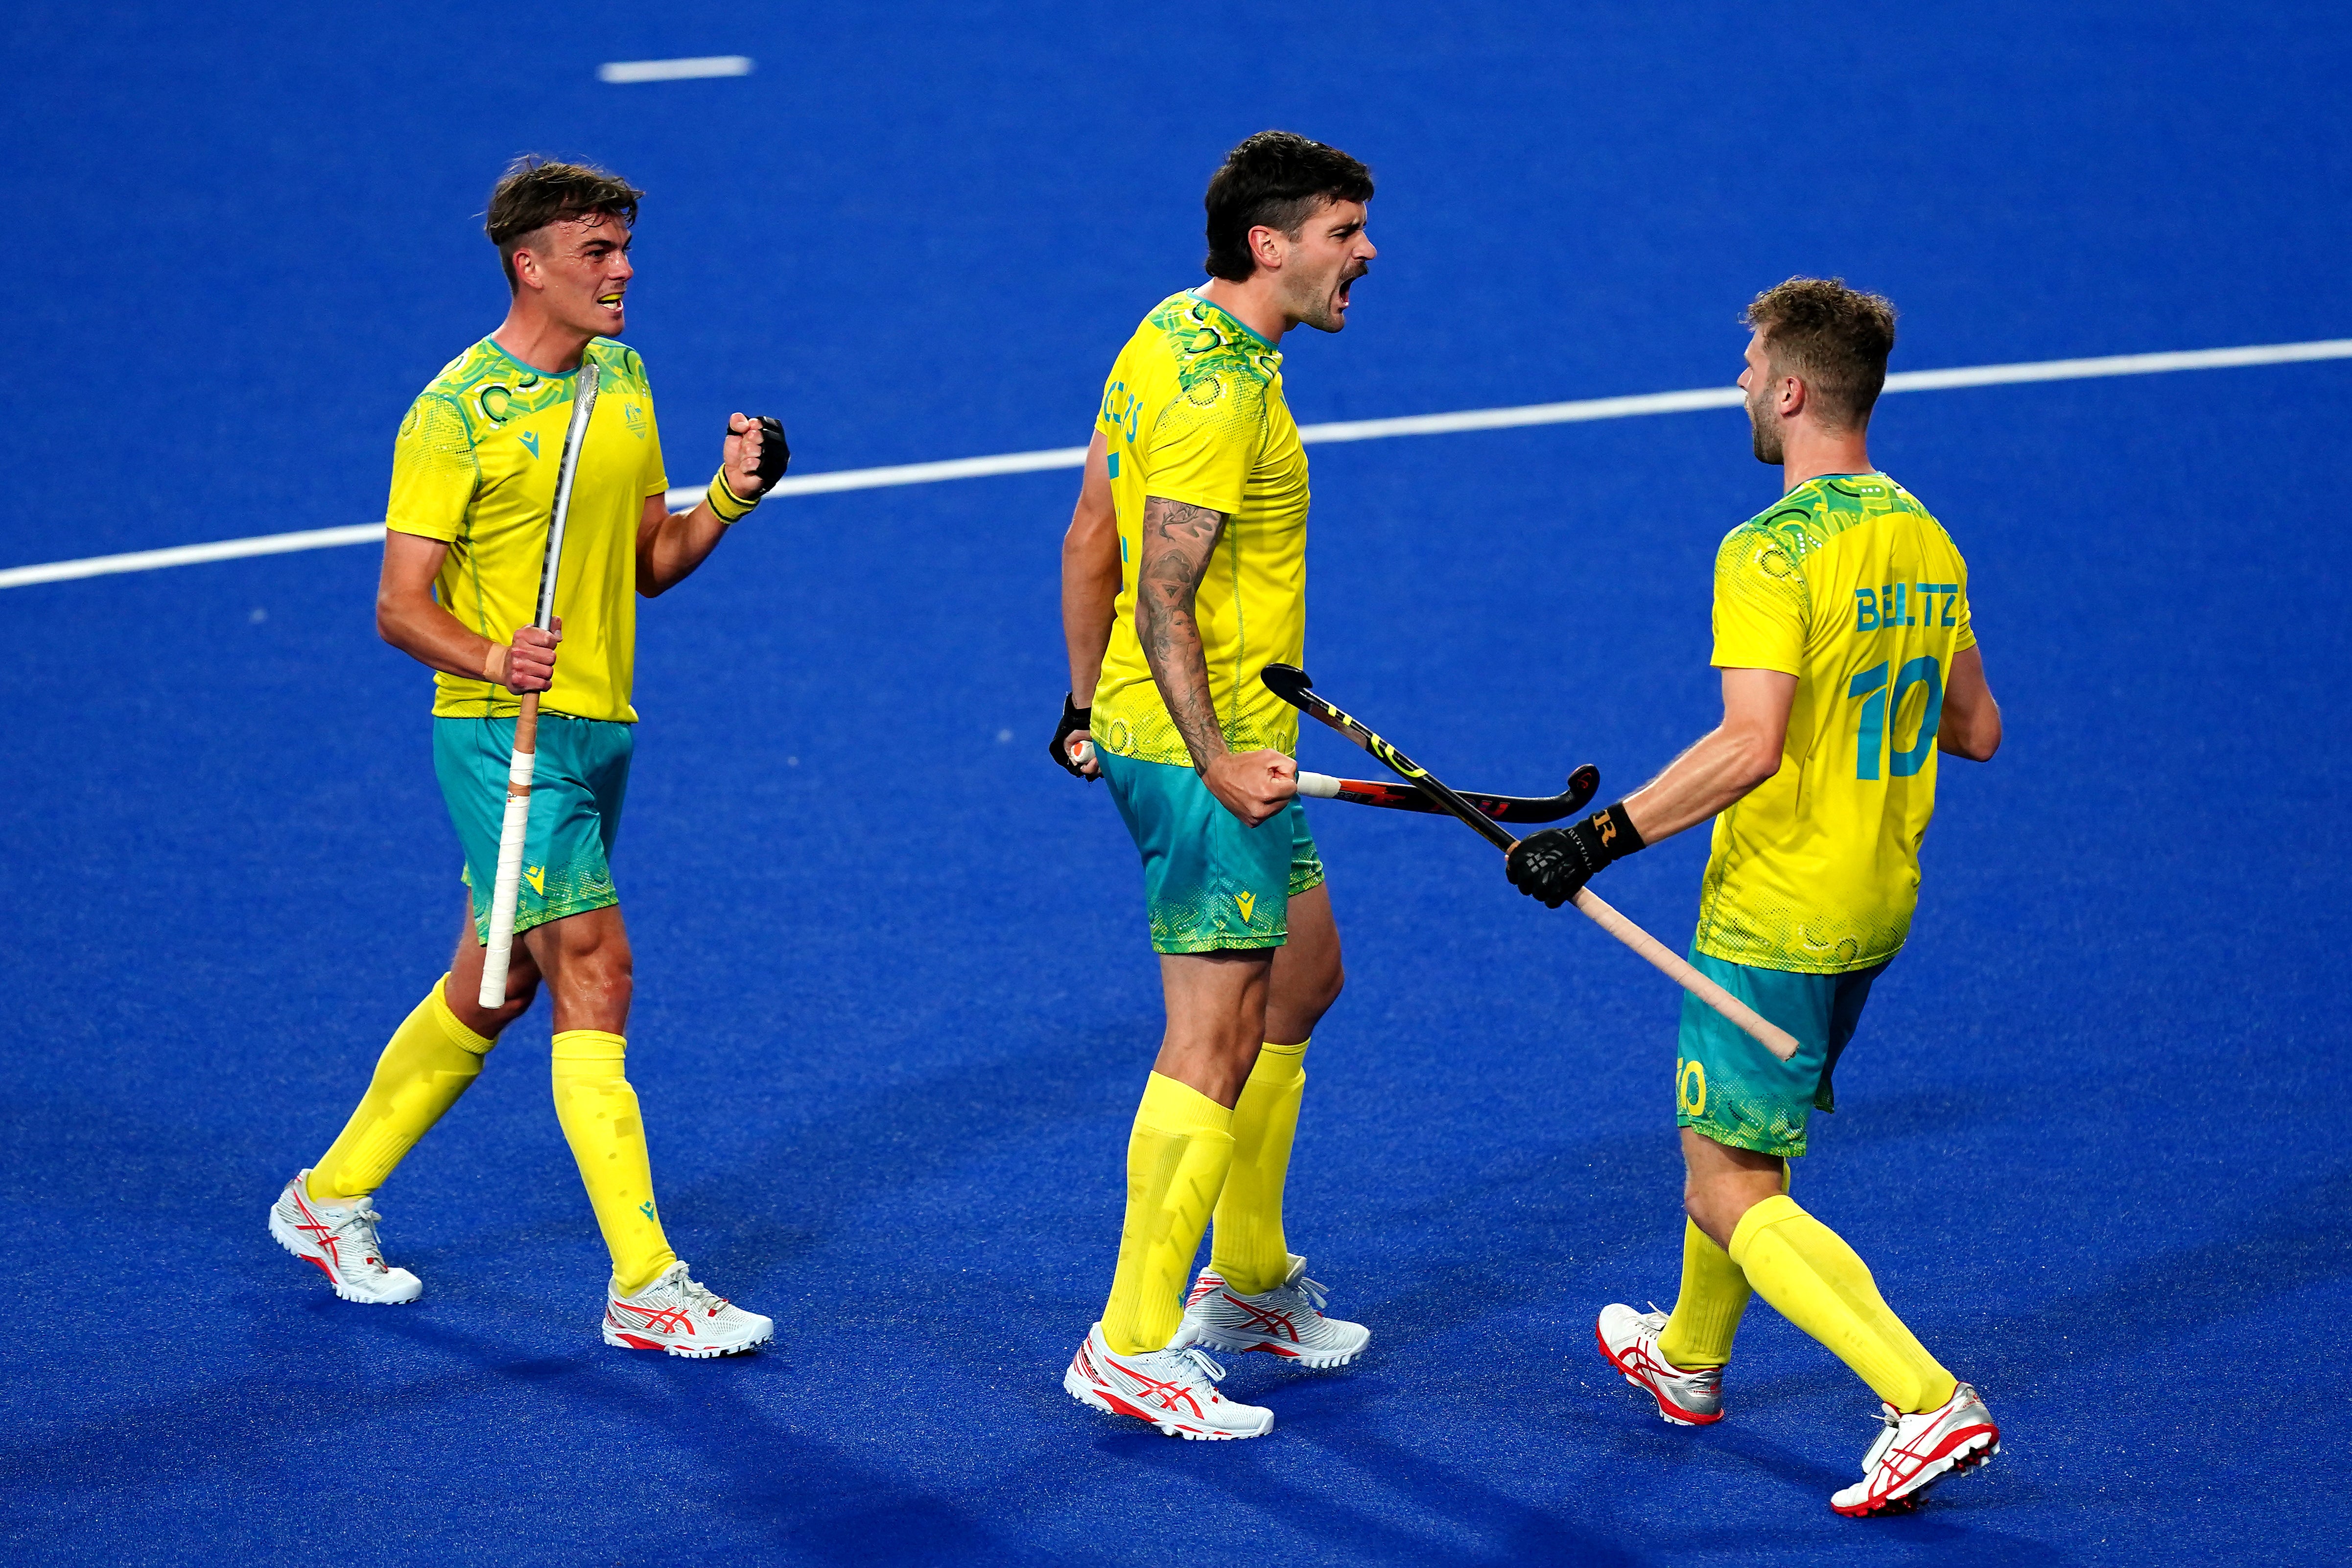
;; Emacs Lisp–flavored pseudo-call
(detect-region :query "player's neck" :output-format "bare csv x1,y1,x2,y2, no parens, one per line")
490,298,596,375
1194,277,1289,346
1778,425,1874,493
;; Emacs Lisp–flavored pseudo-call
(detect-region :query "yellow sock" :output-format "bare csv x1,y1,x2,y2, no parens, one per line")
1101,1072,1236,1356
1657,1218,1753,1369
1209,1038,1309,1296
1728,1194,1958,1412
309,977,494,1202
550,1030,678,1295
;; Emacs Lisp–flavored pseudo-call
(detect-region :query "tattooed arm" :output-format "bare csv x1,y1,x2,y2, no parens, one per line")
1136,492,1296,826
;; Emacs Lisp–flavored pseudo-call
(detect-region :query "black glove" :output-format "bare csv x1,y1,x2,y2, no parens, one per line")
751,415,790,488
1505,802,1646,908
1048,692,1094,778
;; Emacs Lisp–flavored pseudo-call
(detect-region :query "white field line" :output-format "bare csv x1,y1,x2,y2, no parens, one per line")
9,336,2348,592
597,56,753,84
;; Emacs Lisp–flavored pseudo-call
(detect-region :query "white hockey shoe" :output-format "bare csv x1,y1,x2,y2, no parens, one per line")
1181,1255,1369,1368
1831,1381,2000,1516
603,1262,775,1357
267,1170,423,1305
1596,1303,1724,1425
1064,1320,1274,1440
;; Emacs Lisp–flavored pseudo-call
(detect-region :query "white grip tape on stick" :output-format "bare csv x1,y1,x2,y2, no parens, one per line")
1571,888,1801,1061
476,761,536,1008
1295,772,1341,798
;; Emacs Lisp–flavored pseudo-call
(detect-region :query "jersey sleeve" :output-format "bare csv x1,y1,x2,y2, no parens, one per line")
1710,524,1808,675
639,403,669,499
384,393,478,541
626,350,669,499
1952,577,1976,652
1138,367,1266,515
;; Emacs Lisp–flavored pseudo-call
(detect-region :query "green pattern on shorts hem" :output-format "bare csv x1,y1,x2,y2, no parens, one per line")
465,862,620,942
1287,860,1326,899
1677,1110,1808,1160
1153,931,1287,955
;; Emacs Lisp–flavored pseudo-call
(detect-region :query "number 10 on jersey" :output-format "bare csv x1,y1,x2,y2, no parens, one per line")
1847,656,1943,780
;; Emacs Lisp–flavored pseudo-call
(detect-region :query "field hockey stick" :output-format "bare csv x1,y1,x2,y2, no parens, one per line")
1064,733,1598,822
478,360,601,1008
1259,663,1799,1061
1297,765,1600,823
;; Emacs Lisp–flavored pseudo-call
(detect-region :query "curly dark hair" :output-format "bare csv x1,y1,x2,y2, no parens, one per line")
1202,131,1374,282
1744,277,1898,429
483,156,645,291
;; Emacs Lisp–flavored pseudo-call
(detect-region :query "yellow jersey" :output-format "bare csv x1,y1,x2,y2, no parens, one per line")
1089,291,1312,767
385,336,669,723
1694,472,1976,973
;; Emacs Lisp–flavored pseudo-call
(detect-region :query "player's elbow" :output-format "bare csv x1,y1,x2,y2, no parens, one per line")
1944,718,2001,763
1729,730,1785,792
375,590,414,650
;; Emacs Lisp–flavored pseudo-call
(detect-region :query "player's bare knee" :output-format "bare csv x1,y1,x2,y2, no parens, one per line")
1315,955,1345,1015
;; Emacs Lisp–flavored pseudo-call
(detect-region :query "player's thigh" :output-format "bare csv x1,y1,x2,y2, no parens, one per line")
1100,752,1294,956
1672,951,1843,1159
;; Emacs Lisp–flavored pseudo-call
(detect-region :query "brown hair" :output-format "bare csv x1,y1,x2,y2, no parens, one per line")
483,156,644,291
1743,277,1897,429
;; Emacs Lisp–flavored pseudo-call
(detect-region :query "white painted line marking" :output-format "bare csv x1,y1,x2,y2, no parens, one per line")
10,336,2349,590
0,523,387,590
597,56,753,84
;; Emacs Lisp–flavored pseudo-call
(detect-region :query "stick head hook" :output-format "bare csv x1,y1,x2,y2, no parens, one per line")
1259,663,1314,705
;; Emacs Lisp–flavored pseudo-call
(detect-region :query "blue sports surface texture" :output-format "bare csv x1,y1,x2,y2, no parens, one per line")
3,3,2347,1563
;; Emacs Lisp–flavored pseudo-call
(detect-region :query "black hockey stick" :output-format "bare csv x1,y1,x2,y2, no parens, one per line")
1261,663,1799,1060
1297,765,1600,823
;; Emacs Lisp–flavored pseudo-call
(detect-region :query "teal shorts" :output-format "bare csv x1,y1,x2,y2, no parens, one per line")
1674,947,1888,1158
433,714,633,943
1099,751,1325,954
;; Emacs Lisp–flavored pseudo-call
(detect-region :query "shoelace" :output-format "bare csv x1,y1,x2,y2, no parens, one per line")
647,1267,727,1313
1168,1345,1228,1387
1283,1277,1332,1312
331,1205,389,1266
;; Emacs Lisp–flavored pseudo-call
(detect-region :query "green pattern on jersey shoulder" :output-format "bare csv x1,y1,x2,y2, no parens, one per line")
411,337,652,450
1147,292,1280,407
1721,474,1931,611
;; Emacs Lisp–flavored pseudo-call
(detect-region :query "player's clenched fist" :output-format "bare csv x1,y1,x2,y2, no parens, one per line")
721,412,791,500
491,617,563,694
1505,803,1646,908
1201,748,1297,828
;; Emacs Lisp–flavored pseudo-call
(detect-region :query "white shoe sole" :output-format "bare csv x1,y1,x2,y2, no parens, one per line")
1061,1363,1274,1440
602,1322,774,1358
1186,1320,1369,1370
267,1197,421,1305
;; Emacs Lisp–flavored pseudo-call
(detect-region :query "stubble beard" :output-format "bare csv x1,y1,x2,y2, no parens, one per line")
1286,262,1353,334
1747,390,1784,465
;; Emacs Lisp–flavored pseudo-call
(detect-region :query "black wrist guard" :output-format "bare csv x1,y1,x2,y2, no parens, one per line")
1505,801,1645,908
752,415,790,487
1048,692,1093,777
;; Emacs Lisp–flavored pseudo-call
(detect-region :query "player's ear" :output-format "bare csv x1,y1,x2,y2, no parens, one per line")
1248,224,1285,274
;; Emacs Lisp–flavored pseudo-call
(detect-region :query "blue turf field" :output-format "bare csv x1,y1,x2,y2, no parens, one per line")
4,3,2349,1563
